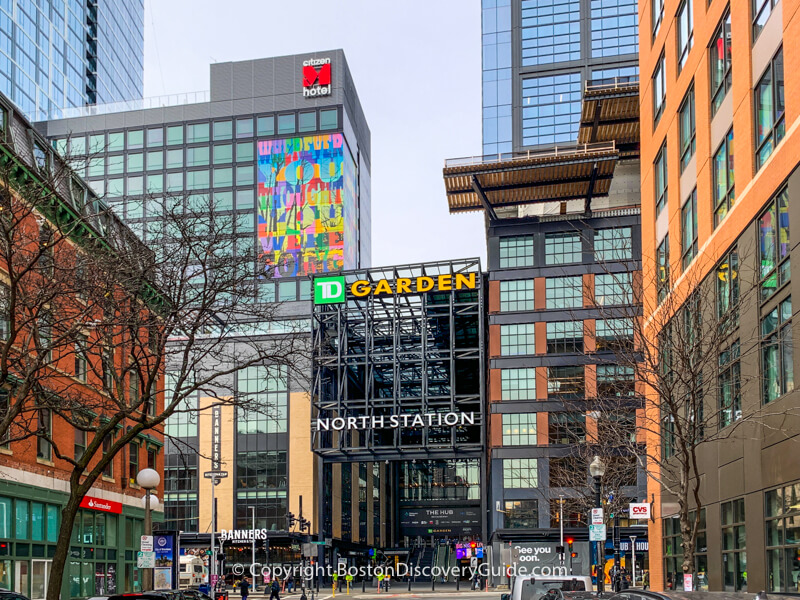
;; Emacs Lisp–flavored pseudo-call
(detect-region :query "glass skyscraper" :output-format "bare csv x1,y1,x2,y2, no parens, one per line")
0,0,144,121
481,0,638,153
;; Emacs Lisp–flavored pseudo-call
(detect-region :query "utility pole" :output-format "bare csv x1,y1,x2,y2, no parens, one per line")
250,506,256,582
210,476,217,591
559,495,564,566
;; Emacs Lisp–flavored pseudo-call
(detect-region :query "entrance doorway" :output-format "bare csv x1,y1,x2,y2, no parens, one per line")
14,562,28,596
30,560,51,600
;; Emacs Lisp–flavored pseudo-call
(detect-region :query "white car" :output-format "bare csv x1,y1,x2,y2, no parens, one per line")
503,575,595,600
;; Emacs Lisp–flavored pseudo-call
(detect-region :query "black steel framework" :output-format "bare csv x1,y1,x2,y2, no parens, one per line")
311,258,485,463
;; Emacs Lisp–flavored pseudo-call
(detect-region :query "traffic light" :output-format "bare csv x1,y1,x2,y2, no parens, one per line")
287,512,297,529
555,545,565,556
571,552,578,559
470,541,477,549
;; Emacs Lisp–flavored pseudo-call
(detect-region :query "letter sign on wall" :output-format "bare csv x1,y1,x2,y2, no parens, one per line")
629,502,651,520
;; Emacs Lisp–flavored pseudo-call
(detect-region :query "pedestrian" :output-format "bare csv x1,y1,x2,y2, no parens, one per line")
240,577,251,600
643,570,649,590
270,577,281,600
287,574,294,593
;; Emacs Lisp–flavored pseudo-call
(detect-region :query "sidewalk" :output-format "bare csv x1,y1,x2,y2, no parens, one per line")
241,585,498,599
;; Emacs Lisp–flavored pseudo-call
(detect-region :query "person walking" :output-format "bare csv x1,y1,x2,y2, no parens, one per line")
240,577,251,600
270,577,281,600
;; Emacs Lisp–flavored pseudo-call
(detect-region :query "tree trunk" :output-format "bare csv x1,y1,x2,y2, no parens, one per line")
46,490,84,600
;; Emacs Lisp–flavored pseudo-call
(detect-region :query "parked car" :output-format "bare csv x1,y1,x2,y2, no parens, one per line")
107,593,173,600
177,589,213,600
608,592,797,600
0,589,30,600
502,575,596,600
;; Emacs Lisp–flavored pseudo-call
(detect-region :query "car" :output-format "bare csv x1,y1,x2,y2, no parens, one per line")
107,593,173,600
502,575,596,600
176,590,213,600
608,592,799,600
0,589,30,600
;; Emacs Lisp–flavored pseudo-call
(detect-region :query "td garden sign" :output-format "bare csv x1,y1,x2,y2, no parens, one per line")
314,272,478,304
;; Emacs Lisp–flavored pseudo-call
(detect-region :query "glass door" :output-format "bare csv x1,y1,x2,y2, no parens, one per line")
14,561,28,596
30,560,51,600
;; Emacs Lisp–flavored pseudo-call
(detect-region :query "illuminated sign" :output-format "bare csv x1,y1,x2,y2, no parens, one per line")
80,495,122,514
303,58,331,97
314,276,345,304
315,411,476,432
313,272,478,304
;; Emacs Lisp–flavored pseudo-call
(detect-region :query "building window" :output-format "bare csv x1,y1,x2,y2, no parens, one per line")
236,365,288,434
499,235,534,268
74,429,86,461
503,458,538,489
597,365,635,397
595,318,634,352
681,189,698,269
594,227,632,262
762,296,793,403
545,232,582,265
129,442,139,485
546,321,583,354
546,276,583,310
37,408,51,460
717,248,740,323
277,114,295,135
719,340,741,428
499,280,534,312
664,509,707,590
655,142,668,213
595,273,633,306
257,116,274,137
501,414,537,446
721,498,747,590
187,123,210,144
680,87,696,170
0,392,8,448
589,0,638,59
677,0,693,70
299,112,316,133
714,129,736,227
547,366,584,399
759,187,790,301
503,500,538,529
653,53,666,124
755,48,785,170
550,456,588,488
765,483,800,592
500,323,536,356
522,0,580,65
102,434,113,478
521,73,582,146
74,333,87,381
657,236,670,303
754,0,780,40
320,109,338,130
710,9,733,116
548,412,586,445
236,450,287,491
652,0,665,37
501,368,536,401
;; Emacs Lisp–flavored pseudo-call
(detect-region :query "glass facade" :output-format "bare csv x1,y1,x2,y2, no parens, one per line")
590,0,638,59
482,0,512,155
0,0,144,121
521,0,580,66
522,73,582,147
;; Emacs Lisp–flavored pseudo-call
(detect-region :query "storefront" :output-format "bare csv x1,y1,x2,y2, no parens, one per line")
0,480,151,599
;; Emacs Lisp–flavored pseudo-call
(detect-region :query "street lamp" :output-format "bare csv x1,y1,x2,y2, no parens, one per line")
137,468,160,591
249,506,256,583
588,456,605,593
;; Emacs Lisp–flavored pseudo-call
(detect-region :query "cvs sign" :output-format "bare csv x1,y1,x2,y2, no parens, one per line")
628,502,651,520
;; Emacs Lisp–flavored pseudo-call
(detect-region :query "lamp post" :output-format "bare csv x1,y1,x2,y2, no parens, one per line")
137,468,161,591
588,456,606,593
249,506,256,584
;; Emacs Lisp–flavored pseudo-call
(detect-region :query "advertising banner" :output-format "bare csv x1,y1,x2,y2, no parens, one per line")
153,534,175,590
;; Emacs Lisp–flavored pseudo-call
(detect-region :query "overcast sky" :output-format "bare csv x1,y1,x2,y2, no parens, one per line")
143,0,487,269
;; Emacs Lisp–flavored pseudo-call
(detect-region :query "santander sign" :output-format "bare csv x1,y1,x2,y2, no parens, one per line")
80,495,122,514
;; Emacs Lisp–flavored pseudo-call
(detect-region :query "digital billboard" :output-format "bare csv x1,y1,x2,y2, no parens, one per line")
257,133,356,278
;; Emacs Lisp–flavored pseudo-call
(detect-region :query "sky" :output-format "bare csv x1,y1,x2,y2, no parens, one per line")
143,0,487,270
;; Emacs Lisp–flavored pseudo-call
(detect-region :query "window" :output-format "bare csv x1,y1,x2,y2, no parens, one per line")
546,276,583,309
754,0,780,39
503,458,538,488
320,109,338,130
102,434,113,478
187,123,210,144
187,146,210,167
0,284,9,340
677,0,693,70
500,324,536,356
682,189,698,268
550,456,588,489
213,121,232,141
595,227,632,262
213,144,232,164
756,48,785,170
236,118,253,139
596,273,633,306
147,128,163,147
236,166,254,186
37,408,51,460
595,318,634,352
32,141,48,172
0,392,8,448
654,142,668,213
147,447,156,469
710,10,733,116
257,116,274,136
717,248,739,325
722,498,747,590
236,142,254,163
166,125,184,146
38,311,52,362
545,232,582,265
501,368,536,401
502,414,537,445
719,340,741,428
236,365,288,434
597,365,635,397
277,114,295,135
187,170,209,190
664,509,707,590
653,53,666,123
546,321,583,353
759,188,790,301
213,167,232,188
548,366,584,399
499,235,534,268
765,483,800,592
503,500,538,529
147,150,163,171
762,297,793,403
166,148,183,169
74,428,86,461
74,334,87,381
128,442,139,485
713,129,735,226
657,236,670,303
680,87,696,170
549,412,586,444
521,73,582,146
299,112,316,132
652,0,665,37
500,280,534,312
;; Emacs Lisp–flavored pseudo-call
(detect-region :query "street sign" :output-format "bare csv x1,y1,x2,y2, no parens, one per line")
589,524,607,541
311,541,326,545
591,508,604,525
140,535,153,552
137,551,155,568
203,471,228,479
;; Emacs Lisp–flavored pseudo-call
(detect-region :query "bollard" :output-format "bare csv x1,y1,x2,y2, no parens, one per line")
408,574,412,593
347,581,350,596
432,576,435,592
456,576,460,591
362,579,366,593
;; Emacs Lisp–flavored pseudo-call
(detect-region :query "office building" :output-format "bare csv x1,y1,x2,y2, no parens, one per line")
481,0,638,155
0,0,144,121
37,51,371,572
640,0,800,592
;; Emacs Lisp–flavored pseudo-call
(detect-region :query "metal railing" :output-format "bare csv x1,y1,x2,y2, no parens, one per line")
585,75,640,92
60,90,210,118
445,140,616,168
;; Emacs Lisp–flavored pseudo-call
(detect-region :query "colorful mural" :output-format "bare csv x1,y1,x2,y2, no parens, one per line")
257,134,355,278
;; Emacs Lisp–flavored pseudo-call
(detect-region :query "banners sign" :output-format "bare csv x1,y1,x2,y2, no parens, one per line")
629,503,651,520
211,405,222,471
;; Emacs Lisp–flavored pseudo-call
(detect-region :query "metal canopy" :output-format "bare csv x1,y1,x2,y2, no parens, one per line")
443,142,619,214
578,78,640,158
